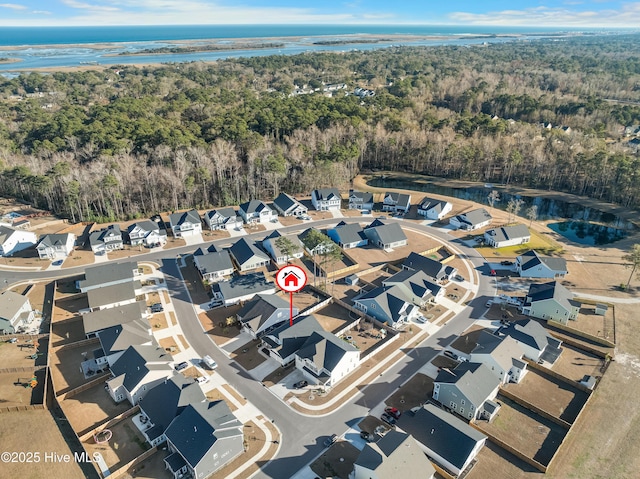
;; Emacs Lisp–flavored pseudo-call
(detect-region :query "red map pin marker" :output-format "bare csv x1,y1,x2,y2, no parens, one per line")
275,265,307,326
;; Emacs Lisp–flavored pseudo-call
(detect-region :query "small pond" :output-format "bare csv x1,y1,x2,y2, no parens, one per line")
547,221,627,245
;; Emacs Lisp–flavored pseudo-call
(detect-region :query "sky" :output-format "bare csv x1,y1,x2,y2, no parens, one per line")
0,0,639,27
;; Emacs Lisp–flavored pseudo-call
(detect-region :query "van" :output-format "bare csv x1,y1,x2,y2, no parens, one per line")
202,355,217,370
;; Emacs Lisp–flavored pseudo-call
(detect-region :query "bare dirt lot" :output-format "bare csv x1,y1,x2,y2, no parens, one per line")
385,373,434,411
311,441,360,479
467,441,543,479
51,317,86,347
550,343,604,382
0,369,44,407
120,449,172,479
60,383,131,436
83,418,149,471
0,337,45,369
54,295,88,322
231,340,267,371
312,302,357,333
199,305,244,346
567,302,615,343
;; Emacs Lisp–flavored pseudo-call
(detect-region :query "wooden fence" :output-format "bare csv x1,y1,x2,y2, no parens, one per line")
524,359,594,394
498,390,572,429
0,404,45,413
56,336,100,352
109,447,158,479
79,405,140,442
57,372,111,400
547,319,615,348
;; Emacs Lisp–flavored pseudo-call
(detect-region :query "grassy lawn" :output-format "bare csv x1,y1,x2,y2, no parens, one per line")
475,229,563,259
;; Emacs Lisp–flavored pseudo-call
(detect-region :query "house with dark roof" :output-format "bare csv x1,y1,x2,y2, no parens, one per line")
522,281,580,324
86,280,142,311
311,188,341,211
237,294,296,338
262,230,304,265
82,300,147,337
363,220,407,250
95,319,153,367
78,261,140,292
295,330,359,388
105,343,173,405
238,200,277,224
36,233,76,259
203,208,243,231
210,272,277,307
327,221,368,249
382,192,411,214
127,220,167,247
169,209,202,238
138,373,206,447
449,208,492,231
470,330,527,384
402,252,457,283
0,291,34,334
417,197,452,220
352,430,435,479
382,269,444,306
433,362,502,421
353,285,419,328
484,224,530,248
348,190,374,211
397,404,486,476
516,250,568,279
272,193,308,217
261,314,324,366
193,249,234,282
163,401,244,479
89,224,124,254
498,319,563,364
229,238,270,272
0,225,37,257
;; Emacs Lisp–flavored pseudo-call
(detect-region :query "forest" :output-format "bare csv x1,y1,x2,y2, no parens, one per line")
0,33,639,222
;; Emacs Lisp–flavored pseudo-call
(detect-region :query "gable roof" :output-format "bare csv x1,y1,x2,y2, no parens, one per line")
518,250,567,273
273,193,305,213
87,280,140,310
169,209,200,227
313,188,341,201
398,404,486,471
229,238,270,266
109,343,172,392
402,252,455,281
37,233,73,249
526,281,579,311
297,330,357,372
239,200,272,215
384,192,411,206
96,318,151,356
262,231,303,258
355,285,416,326
471,330,524,372
456,208,492,226
486,224,530,243
165,401,242,468
355,430,435,477
365,221,407,245
237,294,290,332
79,261,138,290
349,191,374,203
82,300,147,335
205,207,236,221
383,269,442,302
0,225,20,245
328,222,367,245
127,220,160,235
435,362,500,406
499,319,560,353
0,290,30,321
194,250,234,274
263,314,324,359
418,197,449,213
212,272,275,301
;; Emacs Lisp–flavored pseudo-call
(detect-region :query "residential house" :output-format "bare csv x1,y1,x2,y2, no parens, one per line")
163,401,243,479
228,238,270,272
0,225,37,257
348,190,374,211
499,319,563,364
36,233,76,259
82,300,147,337
77,261,140,293
127,220,167,247
382,269,444,305
311,188,341,211
521,281,580,325
169,209,202,238
327,222,368,249
516,250,568,279
402,252,457,283
353,285,420,328
351,430,435,479
89,224,124,254
417,197,453,220
86,280,142,311
193,248,234,282
237,294,297,338
470,330,527,384
449,208,492,231
298,228,336,255
138,373,206,447
105,343,174,405
261,314,324,366
295,330,359,388
238,200,277,224
210,272,277,307
262,230,304,265
484,224,530,248
363,220,408,250
0,291,34,334
272,193,308,217
382,192,411,214
433,362,502,421
203,208,242,231
95,319,153,367
397,404,487,476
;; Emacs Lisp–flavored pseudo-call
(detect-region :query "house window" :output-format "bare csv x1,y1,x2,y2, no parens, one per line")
460,408,464,415
461,399,465,406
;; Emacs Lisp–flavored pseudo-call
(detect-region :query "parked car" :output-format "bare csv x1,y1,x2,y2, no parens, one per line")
501,260,514,266
360,431,375,442
323,434,337,447
415,315,428,323
380,413,397,427
443,350,457,360
150,303,164,313
7,338,17,343
174,361,189,371
52,259,64,266
293,380,308,389
196,376,209,384
201,355,217,370
374,425,388,437
384,407,401,419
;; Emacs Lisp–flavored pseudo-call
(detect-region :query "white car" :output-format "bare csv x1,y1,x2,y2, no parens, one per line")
202,355,218,370
415,315,428,323
196,376,209,384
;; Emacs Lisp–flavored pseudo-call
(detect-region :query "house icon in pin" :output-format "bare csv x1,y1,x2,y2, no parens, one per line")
283,270,301,287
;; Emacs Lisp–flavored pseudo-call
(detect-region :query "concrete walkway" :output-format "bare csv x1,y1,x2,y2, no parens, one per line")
575,293,640,304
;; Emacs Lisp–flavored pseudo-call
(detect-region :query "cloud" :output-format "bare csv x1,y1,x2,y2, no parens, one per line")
0,3,27,9
32,10,52,14
449,3,640,27
61,0,120,12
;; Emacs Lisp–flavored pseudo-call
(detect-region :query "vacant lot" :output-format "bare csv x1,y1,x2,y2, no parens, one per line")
385,373,434,411
311,441,360,479
83,418,149,472
60,383,131,436
479,398,567,466
313,302,357,333
358,267,394,287
231,340,267,371
503,369,589,424
467,441,543,479
291,287,327,313
199,304,243,346
568,303,615,343
550,343,605,382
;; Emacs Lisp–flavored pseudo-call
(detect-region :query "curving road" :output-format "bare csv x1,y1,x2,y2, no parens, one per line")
0,218,496,479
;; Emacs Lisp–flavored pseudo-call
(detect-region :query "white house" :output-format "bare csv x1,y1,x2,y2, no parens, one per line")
262,231,304,265
499,319,563,364
295,330,359,388
169,210,202,237
348,190,374,211
516,250,568,279
382,192,411,214
0,291,34,334
417,197,452,220
261,314,324,366
238,200,277,224
36,233,75,259
484,224,530,248
521,281,580,325
89,224,124,254
363,220,407,250
311,188,341,211
449,208,492,231
127,220,167,247
203,208,242,231
193,248,234,282
470,330,528,384
272,193,308,217
0,225,37,257
237,294,296,338
228,238,271,272
210,272,277,307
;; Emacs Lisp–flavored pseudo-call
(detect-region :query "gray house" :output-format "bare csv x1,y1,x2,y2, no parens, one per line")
194,248,234,282
164,401,244,479
261,314,324,366
348,190,374,211
262,230,304,265
433,362,502,421
82,300,147,337
210,272,277,307
89,224,124,254
86,280,141,311
499,319,563,364
327,221,368,249
78,261,140,292
470,330,528,384
272,193,308,217
449,208,492,231
95,319,153,367
169,209,202,237
484,224,530,248
237,294,296,338
353,285,419,328
228,238,271,272
402,252,457,283
521,281,580,325
516,250,568,279
363,220,407,250
382,269,444,305
382,192,411,213
203,208,242,231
